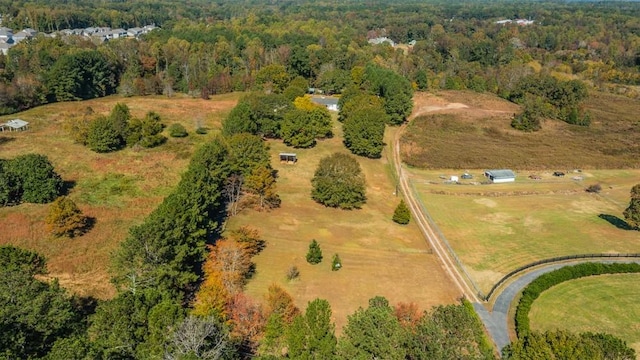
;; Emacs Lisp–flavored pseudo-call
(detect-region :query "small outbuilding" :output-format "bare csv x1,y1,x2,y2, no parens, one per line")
0,119,29,131
279,152,297,164
484,169,516,183
450,175,459,182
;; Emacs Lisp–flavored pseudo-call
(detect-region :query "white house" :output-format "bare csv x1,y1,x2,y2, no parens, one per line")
310,96,339,112
484,169,516,183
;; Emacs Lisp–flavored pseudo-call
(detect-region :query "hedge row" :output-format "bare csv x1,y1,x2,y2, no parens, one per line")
514,262,640,338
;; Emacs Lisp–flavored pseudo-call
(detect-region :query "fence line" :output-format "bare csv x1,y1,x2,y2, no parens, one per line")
408,179,485,299
484,253,640,301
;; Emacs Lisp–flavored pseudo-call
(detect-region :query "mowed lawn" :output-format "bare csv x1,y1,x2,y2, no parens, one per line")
0,93,239,298
410,169,640,292
528,274,640,354
232,124,459,332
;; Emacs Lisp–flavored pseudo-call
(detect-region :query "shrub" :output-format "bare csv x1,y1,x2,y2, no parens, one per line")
46,196,89,237
331,254,342,271
392,200,411,224
286,266,300,280
196,127,208,135
585,184,602,193
6,154,63,204
168,123,188,138
514,262,640,338
87,116,125,153
306,240,323,265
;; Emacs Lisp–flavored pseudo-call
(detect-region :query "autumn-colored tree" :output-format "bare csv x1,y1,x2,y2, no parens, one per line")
265,284,300,324
228,293,266,352
260,284,300,357
209,239,253,296
228,226,265,256
45,196,89,238
394,302,421,328
293,95,321,111
192,266,230,318
244,166,280,210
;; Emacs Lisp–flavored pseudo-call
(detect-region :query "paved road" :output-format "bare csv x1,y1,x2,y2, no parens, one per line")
473,259,640,352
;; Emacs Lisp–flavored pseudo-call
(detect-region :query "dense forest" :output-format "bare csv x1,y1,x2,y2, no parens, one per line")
1,0,640,358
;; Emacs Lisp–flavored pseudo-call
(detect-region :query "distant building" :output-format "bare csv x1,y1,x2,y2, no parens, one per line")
0,119,29,131
311,96,339,112
484,169,516,183
368,36,395,47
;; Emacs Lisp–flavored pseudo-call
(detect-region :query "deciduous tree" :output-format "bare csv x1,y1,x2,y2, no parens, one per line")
311,153,366,209
46,196,89,237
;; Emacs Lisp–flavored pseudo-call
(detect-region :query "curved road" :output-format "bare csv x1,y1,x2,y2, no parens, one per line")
391,123,640,353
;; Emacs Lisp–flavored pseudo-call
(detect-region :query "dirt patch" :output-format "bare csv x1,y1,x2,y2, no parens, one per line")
474,198,498,208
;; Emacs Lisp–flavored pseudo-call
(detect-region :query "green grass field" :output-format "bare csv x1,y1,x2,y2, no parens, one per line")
410,170,640,292
528,274,640,354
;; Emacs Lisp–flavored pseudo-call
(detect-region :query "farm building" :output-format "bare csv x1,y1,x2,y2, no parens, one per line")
484,169,516,183
0,119,29,131
279,152,297,164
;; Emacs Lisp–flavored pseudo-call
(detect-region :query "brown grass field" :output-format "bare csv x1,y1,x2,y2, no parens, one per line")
0,93,238,298
402,91,640,170
0,94,459,330
232,123,458,332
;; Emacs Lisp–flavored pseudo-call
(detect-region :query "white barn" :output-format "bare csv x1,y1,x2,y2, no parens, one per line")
484,169,516,183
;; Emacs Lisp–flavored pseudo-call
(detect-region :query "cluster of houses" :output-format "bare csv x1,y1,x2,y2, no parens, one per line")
494,19,535,26
0,24,158,55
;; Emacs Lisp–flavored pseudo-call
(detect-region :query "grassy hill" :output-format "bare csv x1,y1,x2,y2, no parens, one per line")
401,91,640,170
0,93,238,298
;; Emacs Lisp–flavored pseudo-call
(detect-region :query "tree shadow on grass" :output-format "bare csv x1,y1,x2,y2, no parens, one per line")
0,137,15,147
60,180,76,196
598,214,634,231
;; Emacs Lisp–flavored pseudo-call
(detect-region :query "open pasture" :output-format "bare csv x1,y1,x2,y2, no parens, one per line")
528,274,640,354
0,93,239,298
232,124,459,332
409,169,640,293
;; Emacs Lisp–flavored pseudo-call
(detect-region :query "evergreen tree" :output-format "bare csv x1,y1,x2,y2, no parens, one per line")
87,116,125,153
392,200,411,225
0,246,80,359
286,299,337,359
623,184,640,230
306,239,323,265
331,254,342,271
337,296,406,360
6,154,63,204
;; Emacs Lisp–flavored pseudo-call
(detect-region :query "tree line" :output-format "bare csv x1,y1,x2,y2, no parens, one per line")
1,0,638,122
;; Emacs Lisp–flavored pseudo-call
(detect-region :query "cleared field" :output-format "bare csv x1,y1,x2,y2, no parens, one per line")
0,93,239,298
528,274,640,354
233,124,459,332
409,169,640,293
401,91,640,169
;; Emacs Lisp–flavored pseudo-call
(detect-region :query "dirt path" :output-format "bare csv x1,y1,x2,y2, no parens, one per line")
392,122,480,303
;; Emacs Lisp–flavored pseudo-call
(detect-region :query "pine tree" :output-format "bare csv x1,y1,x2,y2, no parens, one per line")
331,254,342,271
623,184,640,230
306,240,323,265
392,200,411,225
